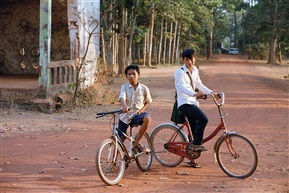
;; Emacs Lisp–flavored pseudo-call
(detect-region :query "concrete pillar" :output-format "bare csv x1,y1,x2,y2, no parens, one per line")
39,0,52,95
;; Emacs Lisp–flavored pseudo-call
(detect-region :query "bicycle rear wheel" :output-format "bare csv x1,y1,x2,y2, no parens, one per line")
135,132,153,171
150,124,186,167
95,138,125,185
216,133,258,178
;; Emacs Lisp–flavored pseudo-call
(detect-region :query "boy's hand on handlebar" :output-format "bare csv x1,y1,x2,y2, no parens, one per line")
121,106,129,113
213,93,222,100
196,93,207,100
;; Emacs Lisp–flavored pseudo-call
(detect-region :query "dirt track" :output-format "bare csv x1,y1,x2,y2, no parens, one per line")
1,55,288,192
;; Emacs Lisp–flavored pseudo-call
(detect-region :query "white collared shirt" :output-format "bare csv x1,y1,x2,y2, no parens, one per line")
174,64,212,107
118,82,152,124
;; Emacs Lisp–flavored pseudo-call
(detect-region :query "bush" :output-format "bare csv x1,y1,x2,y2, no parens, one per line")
245,43,269,60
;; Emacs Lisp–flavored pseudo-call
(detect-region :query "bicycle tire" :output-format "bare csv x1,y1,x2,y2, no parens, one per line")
95,138,125,185
150,123,187,167
216,133,258,178
135,132,153,171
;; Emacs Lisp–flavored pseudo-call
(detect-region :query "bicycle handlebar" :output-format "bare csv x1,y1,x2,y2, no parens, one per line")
96,108,134,119
209,92,225,106
96,109,122,119
198,92,225,106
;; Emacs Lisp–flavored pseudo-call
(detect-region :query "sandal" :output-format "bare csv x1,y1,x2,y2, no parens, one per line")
184,161,202,168
133,141,151,153
192,145,207,152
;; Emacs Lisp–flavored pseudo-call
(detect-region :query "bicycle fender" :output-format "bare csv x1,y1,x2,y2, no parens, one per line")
213,131,238,150
154,122,179,129
228,131,238,135
212,131,238,163
152,122,189,142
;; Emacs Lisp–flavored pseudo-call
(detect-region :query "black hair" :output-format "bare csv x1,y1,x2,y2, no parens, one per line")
124,65,140,75
181,49,195,59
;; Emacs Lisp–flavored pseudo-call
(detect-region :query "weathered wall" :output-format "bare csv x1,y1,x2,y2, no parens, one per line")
76,0,100,88
0,0,70,75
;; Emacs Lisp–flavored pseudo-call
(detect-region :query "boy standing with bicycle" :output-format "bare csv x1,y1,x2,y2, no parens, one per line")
118,65,152,152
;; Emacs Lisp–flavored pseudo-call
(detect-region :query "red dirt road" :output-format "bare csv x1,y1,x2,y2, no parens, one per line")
1,55,288,192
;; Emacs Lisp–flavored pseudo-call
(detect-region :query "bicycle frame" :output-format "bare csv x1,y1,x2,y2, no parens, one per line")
96,110,145,165
164,92,237,162
96,109,153,185
116,126,146,160
150,92,258,178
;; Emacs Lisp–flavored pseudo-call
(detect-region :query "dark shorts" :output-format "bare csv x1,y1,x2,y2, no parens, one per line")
118,112,151,138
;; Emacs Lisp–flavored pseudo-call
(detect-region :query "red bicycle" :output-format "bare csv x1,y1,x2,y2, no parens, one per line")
150,92,258,178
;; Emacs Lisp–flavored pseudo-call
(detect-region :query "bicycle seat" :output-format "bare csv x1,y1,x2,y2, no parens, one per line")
129,123,139,128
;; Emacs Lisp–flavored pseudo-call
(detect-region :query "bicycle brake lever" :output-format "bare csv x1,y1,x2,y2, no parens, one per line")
96,115,105,119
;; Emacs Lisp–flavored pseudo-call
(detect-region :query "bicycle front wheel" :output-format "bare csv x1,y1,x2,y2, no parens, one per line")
95,138,125,185
135,132,153,171
150,124,186,167
216,133,258,178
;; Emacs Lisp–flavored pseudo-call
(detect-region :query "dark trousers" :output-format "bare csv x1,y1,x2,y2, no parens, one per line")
179,104,208,145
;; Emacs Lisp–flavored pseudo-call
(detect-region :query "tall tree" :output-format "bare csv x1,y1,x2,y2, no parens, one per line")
117,1,125,75
243,0,289,64
267,0,278,65
126,0,140,66
100,0,117,72
145,2,155,67
157,18,163,64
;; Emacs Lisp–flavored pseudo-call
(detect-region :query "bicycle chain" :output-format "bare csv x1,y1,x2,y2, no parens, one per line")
186,143,201,159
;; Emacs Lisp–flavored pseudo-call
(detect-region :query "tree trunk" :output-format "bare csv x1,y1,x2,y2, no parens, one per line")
105,36,113,73
168,22,173,64
100,27,106,68
171,21,177,64
206,29,213,59
152,38,157,64
234,11,237,48
117,4,125,75
157,18,163,65
137,44,140,64
143,35,147,66
206,8,213,60
162,21,167,64
268,37,277,65
145,2,154,67
267,0,278,65
278,42,282,64
101,0,117,74
113,31,118,70
126,0,140,66
175,21,181,63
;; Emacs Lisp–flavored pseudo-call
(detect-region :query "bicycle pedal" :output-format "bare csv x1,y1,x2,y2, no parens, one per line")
132,147,139,155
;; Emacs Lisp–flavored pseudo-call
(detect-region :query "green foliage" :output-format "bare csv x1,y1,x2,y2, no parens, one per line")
242,0,289,58
68,82,76,90
133,26,148,43
99,0,289,68
245,43,269,60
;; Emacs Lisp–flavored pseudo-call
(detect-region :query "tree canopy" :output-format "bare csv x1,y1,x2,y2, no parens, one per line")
99,0,289,73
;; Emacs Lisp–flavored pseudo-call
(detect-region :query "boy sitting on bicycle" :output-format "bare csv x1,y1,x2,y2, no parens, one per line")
118,65,153,153
174,48,218,152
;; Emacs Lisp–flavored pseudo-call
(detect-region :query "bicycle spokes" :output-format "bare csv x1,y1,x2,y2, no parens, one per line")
105,162,117,173
107,142,118,162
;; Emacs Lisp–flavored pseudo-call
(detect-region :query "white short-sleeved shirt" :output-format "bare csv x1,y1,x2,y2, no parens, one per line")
118,82,152,124
174,64,212,107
